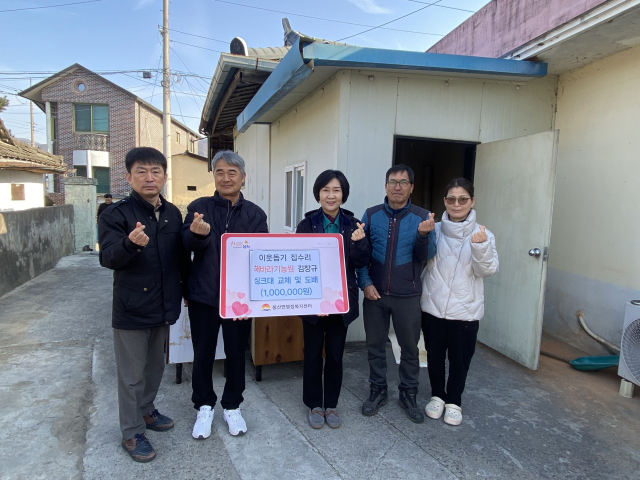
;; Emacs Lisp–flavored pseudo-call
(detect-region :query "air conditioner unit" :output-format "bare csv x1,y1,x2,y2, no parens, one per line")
618,300,640,387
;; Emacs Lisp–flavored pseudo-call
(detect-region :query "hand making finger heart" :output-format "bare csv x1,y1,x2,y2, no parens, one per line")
418,213,435,235
129,222,149,247
190,212,211,236
471,225,488,244
351,222,366,242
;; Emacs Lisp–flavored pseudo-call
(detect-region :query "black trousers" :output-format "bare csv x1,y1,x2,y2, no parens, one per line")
302,315,348,409
189,299,251,410
422,312,479,407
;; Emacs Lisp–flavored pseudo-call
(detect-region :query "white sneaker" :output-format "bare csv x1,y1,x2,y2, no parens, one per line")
444,404,462,426
192,406,214,439
425,396,445,419
223,408,247,436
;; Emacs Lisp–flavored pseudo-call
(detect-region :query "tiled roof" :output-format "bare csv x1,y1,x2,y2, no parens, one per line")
0,119,67,173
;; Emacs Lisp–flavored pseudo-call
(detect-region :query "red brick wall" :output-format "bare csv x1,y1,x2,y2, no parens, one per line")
41,69,200,204
42,71,137,200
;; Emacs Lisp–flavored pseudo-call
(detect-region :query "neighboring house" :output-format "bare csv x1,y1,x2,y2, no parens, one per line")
18,64,202,204
427,0,640,358
0,119,66,211
201,4,640,368
171,150,216,213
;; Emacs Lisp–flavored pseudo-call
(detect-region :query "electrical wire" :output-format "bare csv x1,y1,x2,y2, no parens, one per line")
168,28,228,44
336,0,445,42
210,0,445,37
171,40,225,54
407,0,475,13
0,0,102,14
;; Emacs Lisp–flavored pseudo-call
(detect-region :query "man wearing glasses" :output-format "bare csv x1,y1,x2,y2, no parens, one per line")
357,165,436,423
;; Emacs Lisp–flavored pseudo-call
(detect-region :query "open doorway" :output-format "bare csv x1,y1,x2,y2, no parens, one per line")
393,136,477,220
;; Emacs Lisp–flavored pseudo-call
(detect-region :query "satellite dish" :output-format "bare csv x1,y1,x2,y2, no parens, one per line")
230,37,248,56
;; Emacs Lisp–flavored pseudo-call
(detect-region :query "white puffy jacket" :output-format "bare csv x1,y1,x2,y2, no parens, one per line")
420,210,499,321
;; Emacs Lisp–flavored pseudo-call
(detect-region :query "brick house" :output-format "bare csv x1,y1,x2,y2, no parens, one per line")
19,64,202,204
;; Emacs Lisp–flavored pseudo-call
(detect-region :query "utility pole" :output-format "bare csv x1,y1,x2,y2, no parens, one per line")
29,78,35,147
162,0,172,201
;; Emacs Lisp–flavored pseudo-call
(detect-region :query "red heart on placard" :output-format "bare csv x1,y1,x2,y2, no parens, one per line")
232,301,249,316
335,299,345,312
237,292,246,299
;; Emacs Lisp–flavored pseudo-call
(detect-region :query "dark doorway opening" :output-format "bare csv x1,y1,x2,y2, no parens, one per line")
393,136,477,220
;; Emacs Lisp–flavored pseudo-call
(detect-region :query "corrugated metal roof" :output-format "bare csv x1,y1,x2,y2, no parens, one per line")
247,46,290,60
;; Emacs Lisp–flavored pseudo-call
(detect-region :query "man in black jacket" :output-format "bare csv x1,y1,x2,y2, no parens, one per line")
182,150,268,440
97,193,113,221
99,147,190,463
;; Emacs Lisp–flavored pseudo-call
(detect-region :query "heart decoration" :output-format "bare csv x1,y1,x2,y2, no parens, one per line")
232,301,249,316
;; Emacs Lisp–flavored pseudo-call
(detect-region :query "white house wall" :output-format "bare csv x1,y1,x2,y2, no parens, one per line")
0,171,45,211
544,44,640,354
236,124,271,218
342,71,558,221
237,69,557,342
268,73,341,233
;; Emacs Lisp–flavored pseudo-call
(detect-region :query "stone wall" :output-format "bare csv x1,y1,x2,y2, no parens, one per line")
0,205,74,297
64,177,97,251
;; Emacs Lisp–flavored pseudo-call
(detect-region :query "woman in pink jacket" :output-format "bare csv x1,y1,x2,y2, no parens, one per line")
420,178,499,426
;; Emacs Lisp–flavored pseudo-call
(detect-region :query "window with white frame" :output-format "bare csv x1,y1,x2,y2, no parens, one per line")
284,163,306,231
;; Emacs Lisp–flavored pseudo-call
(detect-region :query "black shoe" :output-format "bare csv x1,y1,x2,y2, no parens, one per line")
362,386,388,416
398,388,425,424
122,433,156,463
144,409,175,432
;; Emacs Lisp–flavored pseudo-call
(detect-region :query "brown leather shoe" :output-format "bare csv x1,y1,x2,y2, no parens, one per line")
122,433,156,463
144,409,174,432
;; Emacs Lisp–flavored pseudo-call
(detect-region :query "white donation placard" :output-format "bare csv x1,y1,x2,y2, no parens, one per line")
220,234,348,318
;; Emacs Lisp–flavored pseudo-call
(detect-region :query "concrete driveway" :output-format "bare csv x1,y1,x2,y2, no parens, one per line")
0,254,639,479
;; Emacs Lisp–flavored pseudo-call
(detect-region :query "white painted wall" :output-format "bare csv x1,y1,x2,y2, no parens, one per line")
72,150,110,169
237,69,557,342
235,124,271,218
544,44,640,354
266,73,341,234
0,170,45,211
342,71,557,227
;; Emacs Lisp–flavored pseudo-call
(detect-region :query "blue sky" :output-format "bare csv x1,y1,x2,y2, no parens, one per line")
0,0,488,145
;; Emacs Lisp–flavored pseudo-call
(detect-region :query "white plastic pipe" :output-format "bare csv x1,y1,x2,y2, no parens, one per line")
576,310,620,353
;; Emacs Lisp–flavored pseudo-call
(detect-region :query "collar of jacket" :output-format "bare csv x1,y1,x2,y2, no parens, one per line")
441,209,477,239
383,196,411,217
130,190,166,215
213,190,244,208
304,207,354,233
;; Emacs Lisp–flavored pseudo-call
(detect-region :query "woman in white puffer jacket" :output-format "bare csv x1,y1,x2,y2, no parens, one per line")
420,178,498,426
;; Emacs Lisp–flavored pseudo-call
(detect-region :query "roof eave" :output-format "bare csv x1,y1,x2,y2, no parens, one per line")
200,53,280,134
236,40,547,133
0,161,67,174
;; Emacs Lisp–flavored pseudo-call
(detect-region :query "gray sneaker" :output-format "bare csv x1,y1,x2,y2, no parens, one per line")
308,407,325,429
325,408,341,428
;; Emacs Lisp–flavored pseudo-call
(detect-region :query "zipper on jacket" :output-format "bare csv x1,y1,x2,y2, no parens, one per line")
225,203,238,233
387,217,397,295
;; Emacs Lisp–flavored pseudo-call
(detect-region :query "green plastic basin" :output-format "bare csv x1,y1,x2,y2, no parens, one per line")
570,355,620,371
